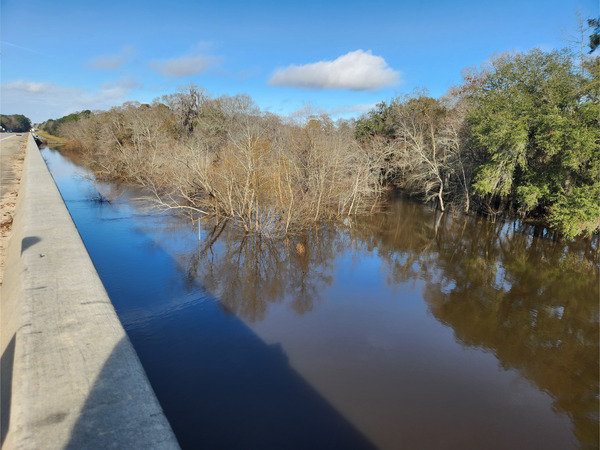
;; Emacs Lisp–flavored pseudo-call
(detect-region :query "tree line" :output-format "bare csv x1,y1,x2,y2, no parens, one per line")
55,88,382,235
49,47,599,238
39,110,92,136
355,48,599,238
1,114,32,132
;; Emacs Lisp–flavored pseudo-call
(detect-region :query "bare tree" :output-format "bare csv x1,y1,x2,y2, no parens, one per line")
60,88,383,235
388,94,449,211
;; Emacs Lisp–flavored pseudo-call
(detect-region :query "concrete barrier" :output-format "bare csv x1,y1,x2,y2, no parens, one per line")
1,135,180,449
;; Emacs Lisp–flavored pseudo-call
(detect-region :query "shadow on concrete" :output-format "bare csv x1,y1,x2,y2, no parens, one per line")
66,304,375,449
65,338,176,449
21,236,41,255
1,334,16,446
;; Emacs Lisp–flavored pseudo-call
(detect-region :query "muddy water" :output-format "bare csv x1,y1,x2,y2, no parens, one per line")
42,147,599,449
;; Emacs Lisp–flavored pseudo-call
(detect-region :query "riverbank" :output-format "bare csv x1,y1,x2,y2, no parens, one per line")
35,130,68,147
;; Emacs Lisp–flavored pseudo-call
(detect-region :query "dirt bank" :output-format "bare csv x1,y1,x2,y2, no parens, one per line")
0,133,27,285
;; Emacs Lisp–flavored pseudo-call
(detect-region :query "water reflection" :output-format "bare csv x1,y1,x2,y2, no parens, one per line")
167,198,598,447
352,199,600,448
176,220,345,321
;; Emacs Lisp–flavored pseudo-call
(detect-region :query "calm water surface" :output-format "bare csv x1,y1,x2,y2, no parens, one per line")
42,147,599,449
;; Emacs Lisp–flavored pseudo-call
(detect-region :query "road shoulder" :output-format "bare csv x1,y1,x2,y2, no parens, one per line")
0,134,27,285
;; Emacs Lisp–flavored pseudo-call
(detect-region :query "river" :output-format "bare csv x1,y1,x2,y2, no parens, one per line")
42,146,599,449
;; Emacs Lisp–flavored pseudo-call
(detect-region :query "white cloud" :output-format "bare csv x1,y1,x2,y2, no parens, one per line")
289,103,377,119
269,50,400,91
100,77,143,99
150,54,222,77
329,103,377,116
87,46,135,70
3,80,54,94
1,78,141,122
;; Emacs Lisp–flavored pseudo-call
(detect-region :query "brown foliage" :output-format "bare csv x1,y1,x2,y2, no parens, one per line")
61,87,382,235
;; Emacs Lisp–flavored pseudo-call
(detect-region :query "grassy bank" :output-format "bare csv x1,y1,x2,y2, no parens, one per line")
36,130,68,146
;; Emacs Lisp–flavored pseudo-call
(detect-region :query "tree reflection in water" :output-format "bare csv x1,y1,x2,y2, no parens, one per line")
160,197,598,448
351,198,599,448
177,219,345,322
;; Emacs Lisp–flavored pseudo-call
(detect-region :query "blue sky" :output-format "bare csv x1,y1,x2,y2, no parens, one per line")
1,0,597,123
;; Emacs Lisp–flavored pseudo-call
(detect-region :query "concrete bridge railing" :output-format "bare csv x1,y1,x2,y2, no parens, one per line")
1,134,180,449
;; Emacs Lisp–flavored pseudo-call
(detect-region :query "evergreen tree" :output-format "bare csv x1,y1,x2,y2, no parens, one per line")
468,49,599,238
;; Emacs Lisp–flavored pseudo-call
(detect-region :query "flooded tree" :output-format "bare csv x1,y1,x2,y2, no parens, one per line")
61,89,382,235
468,49,600,237
57,44,599,238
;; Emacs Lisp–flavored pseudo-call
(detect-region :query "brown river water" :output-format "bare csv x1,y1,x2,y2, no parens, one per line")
44,147,599,449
